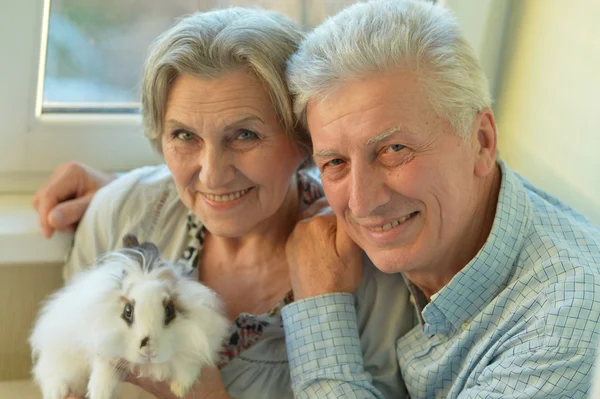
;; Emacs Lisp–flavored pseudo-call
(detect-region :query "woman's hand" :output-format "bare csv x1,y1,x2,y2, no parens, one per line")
287,198,363,300
32,161,116,238
122,366,231,399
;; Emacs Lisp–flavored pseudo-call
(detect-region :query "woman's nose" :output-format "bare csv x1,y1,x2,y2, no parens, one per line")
197,148,235,189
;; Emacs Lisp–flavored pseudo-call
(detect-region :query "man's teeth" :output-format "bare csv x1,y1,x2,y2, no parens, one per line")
371,212,416,232
205,188,250,202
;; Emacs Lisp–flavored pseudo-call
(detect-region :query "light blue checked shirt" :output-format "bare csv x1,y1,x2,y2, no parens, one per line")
282,160,600,398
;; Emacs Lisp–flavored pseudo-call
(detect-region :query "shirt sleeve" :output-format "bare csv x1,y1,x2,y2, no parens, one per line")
282,293,384,399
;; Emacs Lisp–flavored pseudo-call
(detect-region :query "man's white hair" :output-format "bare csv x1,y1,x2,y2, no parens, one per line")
287,0,491,139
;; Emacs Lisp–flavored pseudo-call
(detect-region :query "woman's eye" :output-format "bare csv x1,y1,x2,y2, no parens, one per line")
386,144,405,153
235,129,259,141
174,130,194,141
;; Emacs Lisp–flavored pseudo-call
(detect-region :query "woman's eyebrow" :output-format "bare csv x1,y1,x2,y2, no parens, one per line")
165,119,196,132
165,115,264,132
223,115,264,129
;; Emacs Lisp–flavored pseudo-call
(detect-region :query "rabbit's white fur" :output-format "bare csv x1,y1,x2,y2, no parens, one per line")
30,249,230,399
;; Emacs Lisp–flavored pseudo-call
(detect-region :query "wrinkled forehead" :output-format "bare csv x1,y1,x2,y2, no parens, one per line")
305,72,443,149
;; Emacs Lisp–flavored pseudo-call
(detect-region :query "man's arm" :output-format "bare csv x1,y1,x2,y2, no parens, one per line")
282,294,383,399
32,162,116,238
284,202,384,398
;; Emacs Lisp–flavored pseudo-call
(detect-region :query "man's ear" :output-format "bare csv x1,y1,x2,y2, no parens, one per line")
472,108,498,178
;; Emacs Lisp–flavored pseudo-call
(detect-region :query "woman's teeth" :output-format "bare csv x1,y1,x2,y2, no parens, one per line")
370,212,417,232
204,188,250,202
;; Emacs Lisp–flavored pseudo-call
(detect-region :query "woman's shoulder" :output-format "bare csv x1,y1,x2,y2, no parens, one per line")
90,164,179,218
356,258,413,328
63,164,189,280
104,164,176,201
356,259,414,398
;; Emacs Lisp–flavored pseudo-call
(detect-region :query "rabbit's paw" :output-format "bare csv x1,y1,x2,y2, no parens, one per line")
88,358,119,399
170,381,188,398
40,382,69,399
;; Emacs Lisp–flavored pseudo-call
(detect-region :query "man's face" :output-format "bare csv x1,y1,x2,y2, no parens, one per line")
307,70,493,275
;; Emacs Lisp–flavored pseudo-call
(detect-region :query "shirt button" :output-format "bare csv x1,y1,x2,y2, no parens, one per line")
461,322,469,331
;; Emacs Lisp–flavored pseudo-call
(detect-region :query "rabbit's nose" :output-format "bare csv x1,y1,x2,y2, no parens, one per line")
140,336,150,348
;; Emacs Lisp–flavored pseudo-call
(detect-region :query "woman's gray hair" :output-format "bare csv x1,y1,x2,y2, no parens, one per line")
142,7,310,155
288,0,491,139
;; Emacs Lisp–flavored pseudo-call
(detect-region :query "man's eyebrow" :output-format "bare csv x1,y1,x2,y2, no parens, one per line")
366,126,413,146
312,149,339,159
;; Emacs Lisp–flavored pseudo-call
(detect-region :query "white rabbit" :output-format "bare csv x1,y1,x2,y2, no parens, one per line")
30,235,230,399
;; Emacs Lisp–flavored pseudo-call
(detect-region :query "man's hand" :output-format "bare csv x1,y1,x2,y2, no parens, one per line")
287,198,363,300
32,162,116,238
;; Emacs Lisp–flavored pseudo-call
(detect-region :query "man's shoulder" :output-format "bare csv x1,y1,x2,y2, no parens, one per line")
512,170,600,284
507,240,600,349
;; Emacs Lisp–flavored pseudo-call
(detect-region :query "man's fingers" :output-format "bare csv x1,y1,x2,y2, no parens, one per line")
37,196,59,238
335,218,361,258
298,197,332,221
33,165,83,238
48,194,93,230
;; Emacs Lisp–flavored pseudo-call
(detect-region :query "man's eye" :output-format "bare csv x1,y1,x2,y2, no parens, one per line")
327,158,344,167
174,130,194,141
386,144,405,153
236,129,258,141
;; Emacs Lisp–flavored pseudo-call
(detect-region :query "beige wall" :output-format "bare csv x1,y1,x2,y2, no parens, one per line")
495,0,600,223
0,264,63,381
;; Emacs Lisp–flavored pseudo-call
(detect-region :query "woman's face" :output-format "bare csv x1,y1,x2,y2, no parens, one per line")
162,70,303,238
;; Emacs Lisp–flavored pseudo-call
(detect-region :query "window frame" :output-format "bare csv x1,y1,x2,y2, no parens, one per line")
0,0,159,194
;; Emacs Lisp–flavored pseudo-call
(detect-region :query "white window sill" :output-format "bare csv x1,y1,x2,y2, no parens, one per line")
0,195,72,265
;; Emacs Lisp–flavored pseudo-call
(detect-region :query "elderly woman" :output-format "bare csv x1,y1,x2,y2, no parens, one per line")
37,7,413,399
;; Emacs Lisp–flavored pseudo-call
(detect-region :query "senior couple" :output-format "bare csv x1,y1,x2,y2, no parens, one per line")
34,1,600,398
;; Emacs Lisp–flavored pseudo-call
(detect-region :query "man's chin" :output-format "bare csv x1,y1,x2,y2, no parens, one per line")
361,247,405,274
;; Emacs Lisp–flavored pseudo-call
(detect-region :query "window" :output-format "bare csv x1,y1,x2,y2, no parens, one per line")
43,0,360,111
0,0,505,194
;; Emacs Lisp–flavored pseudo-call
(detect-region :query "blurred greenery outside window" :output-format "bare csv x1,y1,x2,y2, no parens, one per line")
43,0,360,112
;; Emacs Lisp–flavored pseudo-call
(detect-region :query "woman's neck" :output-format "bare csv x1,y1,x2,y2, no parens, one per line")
203,175,300,272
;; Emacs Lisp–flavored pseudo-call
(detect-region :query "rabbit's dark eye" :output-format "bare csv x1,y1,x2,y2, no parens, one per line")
164,300,176,325
122,302,134,326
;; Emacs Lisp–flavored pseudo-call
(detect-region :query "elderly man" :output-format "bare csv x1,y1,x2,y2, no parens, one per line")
282,0,600,398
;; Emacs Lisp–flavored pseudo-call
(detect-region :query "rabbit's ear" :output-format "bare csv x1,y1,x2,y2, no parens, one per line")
123,234,140,249
139,242,160,270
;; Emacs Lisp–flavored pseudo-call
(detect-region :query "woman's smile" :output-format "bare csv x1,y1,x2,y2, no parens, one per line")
200,187,255,211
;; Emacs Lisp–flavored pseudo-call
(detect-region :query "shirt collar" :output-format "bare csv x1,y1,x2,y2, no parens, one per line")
418,160,533,335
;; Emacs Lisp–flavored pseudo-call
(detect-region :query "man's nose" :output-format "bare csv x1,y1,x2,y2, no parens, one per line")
348,163,390,218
